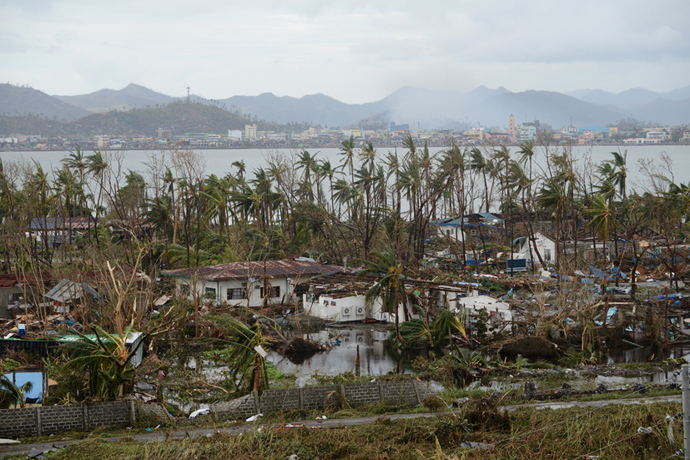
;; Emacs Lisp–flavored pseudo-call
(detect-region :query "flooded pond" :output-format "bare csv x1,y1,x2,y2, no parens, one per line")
267,325,418,387
161,326,690,412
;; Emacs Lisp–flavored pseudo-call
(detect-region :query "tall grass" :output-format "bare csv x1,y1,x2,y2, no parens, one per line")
47,403,682,460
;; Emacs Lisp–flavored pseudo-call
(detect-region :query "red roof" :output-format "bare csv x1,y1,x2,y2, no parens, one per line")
0,273,52,289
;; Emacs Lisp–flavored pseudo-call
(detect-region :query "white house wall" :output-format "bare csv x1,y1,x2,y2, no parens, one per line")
302,294,409,323
435,225,466,243
178,277,295,308
518,232,557,265
452,294,513,322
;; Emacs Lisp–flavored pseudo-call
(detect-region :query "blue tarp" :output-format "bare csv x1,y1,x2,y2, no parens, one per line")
650,293,682,302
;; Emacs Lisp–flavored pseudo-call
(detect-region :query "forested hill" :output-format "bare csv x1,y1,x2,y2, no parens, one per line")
0,102,279,137
68,102,278,137
0,84,90,121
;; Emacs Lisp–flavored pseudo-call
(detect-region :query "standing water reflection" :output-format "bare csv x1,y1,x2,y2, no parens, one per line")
267,325,417,387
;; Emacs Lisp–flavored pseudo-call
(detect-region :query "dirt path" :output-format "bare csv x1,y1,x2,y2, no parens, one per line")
0,395,681,458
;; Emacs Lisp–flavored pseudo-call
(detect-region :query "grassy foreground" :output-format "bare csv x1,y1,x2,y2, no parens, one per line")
15,401,682,460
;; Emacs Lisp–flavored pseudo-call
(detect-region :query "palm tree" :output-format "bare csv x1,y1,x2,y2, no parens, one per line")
469,148,490,212
339,135,356,185
0,376,34,408
62,148,88,217
63,325,141,400
296,150,318,201
203,174,234,243
358,249,407,342
587,194,614,262
609,149,628,201
232,160,246,181
210,313,270,393
86,150,108,247
538,179,566,268
318,158,339,212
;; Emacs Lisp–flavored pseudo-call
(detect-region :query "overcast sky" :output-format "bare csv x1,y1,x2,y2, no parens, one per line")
2,0,689,104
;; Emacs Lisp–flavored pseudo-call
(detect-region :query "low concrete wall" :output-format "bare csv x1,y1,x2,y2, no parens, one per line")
0,380,436,437
0,400,173,438
210,379,436,422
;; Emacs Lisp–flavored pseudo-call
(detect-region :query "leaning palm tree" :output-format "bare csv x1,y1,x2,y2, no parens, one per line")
537,179,566,268
0,376,34,408
432,308,467,345
608,149,628,201
587,194,614,262
62,147,88,217
85,150,108,247
210,313,269,393
469,148,491,212
358,249,407,343
339,135,356,185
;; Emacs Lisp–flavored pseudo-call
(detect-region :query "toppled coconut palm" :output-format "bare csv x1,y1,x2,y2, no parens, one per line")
281,337,326,364
499,336,559,358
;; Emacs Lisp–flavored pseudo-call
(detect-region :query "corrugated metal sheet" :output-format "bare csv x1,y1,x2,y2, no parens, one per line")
28,217,96,230
44,279,100,304
161,259,342,281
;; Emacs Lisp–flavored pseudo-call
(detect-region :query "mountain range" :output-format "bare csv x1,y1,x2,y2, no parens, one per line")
2,82,690,134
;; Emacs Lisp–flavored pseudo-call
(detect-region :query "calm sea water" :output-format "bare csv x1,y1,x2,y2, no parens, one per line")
1,144,688,191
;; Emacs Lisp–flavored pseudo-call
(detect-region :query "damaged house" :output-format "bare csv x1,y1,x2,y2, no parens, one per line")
161,259,342,308
301,273,501,324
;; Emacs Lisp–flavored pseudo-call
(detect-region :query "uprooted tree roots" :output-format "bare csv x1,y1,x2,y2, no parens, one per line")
281,337,327,364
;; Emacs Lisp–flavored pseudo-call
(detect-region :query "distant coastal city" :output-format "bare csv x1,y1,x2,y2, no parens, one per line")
2,115,688,152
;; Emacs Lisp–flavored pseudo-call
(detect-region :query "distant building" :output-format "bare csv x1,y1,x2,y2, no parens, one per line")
463,129,485,142
389,122,410,131
157,128,172,141
96,135,109,149
560,125,578,135
486,131,510,143
646,131,668,140
508,114,516,142
518,124,537,142
244,124,257,140
623,137,661,144
228,130,242,141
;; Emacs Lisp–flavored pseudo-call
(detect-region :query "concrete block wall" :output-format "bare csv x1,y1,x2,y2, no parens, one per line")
213,393,258,421
343,382,381,406
380,380,419,406
136,401,174,425
301,385,340,410
40,404,84,434
0,407,39,438
0,381,439,437
209,380,435,421
416,381,437,402
88,401,132,429
259,388,301,412
0,400,135,438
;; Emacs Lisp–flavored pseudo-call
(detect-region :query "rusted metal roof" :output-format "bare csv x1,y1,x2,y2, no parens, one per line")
161,259,342,281
0,274,52,289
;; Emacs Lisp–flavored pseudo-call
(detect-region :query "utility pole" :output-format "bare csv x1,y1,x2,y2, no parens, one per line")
682,364,690,460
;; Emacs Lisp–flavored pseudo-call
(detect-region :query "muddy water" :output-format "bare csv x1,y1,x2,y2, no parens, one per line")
267,325,419,387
